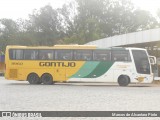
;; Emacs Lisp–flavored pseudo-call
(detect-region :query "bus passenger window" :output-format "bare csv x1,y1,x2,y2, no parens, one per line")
111,50,131,62
41,54,48,60
39,50,54,60
55,50,73,60
93,50,111,61
31,51,38,60
24,50,38,60
83,54,92,61
74,50,92,61
9,49,23,60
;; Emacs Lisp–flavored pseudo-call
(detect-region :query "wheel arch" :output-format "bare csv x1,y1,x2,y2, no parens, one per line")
41,73,53,79
27,72,41,84
27,72,40,81
118,74,131,86
118,74,131,83
41,72,54,85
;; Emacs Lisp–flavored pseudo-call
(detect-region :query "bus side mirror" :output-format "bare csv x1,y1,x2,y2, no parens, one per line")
149,56,156,65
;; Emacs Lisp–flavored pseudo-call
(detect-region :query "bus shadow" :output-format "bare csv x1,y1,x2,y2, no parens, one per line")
129,83,156,87
5,82,154,87
6,83,37,86
55,82,153,87
55,83,152,87
6,82,119,87
129,85,151,87
56,84,119,87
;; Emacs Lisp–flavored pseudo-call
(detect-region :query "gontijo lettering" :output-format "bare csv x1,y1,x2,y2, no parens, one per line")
39,62,76,67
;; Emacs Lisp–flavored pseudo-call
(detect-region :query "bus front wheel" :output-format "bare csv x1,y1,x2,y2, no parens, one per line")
118,75,130,86
41,73,53,85
27,73,41,84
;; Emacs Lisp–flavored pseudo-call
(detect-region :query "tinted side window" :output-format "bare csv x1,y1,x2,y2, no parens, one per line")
39,50,54,60
9,49,23,60
111,50,131,61
74,50,92,61
55,50,73,60
93,50,111,61
24,50,38,60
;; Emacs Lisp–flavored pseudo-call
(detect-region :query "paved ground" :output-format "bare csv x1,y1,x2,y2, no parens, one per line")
0,77,160,120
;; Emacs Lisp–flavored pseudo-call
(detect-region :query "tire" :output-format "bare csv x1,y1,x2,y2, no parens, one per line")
41,73,53,85
118,75,130,86
27,73,41,84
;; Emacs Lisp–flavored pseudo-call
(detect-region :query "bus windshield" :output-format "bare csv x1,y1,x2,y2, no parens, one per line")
132,50,150,74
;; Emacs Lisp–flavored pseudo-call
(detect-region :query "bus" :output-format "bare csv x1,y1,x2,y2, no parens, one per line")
5,45,154,86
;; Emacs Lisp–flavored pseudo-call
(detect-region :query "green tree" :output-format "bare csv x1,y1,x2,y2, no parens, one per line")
64,0,158,44
27,5,63,45
0,19,20,51
64,0,104,44
0,0,158,49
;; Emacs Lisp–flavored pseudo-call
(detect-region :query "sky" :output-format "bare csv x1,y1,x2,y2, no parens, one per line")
0,0,160,20
132,0,160,16
0,0,71,20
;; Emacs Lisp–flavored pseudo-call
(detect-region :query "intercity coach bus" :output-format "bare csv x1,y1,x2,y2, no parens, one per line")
5,45,154,86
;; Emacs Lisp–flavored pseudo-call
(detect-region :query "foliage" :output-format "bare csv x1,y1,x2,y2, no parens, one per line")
0,0,159,51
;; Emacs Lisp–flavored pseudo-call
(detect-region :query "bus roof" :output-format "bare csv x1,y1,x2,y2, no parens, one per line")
6,45,146,51
54,45,97,49
6,45,97,49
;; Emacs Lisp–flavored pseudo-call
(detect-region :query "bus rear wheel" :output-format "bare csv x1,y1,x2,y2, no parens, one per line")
118,75,130,86
41,73,53,85
27,73,41,84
